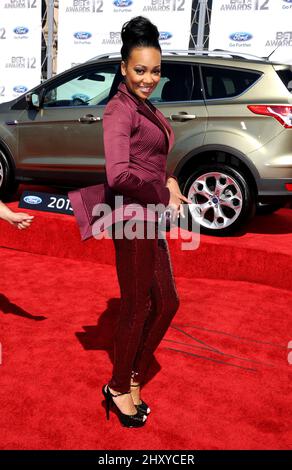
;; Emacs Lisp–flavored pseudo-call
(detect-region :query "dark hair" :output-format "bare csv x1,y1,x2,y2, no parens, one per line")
121,16,161,62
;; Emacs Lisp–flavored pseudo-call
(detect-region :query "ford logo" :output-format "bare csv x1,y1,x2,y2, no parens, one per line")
74,31,92,40
14,26,29,35
229,32,253,42
159,32,173,41
13,85,28,93
24,196,42,205
113,0,133,6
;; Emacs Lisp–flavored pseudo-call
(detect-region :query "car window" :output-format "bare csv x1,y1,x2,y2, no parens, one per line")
43,64,119,108
201,66,261,99
276,68,292,93
149,63,202,103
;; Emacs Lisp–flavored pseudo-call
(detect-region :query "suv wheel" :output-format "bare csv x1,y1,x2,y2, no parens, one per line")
182,163,255,236
0,149,18,200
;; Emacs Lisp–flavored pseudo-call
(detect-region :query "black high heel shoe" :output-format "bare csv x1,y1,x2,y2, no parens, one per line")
130,383,151,415
102,385,147,428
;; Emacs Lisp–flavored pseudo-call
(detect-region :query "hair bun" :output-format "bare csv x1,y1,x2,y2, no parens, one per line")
121,16,161,61
121,16,159,44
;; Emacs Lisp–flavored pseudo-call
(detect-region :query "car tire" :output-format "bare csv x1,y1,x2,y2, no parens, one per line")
0,149,18,200
181,163,256,236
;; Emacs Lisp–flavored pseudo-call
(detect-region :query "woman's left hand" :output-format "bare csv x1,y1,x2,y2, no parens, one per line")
166,177,192,221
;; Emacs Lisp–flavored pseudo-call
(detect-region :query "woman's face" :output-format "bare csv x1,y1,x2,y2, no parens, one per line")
121,47,161,101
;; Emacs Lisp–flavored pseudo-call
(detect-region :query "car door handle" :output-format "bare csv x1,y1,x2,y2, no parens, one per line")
6,120,19,125
78,114,101,123
170,113,196,121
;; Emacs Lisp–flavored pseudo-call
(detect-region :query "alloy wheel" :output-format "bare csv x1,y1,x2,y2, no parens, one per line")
187,171,243,230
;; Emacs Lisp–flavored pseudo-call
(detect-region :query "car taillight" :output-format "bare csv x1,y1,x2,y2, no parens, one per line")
247,105,292,128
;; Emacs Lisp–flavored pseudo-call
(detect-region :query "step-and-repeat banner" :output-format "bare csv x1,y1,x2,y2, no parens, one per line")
57,0,193,73
0,0,42,104
209,0,292,64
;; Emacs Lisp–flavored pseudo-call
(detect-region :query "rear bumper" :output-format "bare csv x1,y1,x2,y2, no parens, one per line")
257,178,292,204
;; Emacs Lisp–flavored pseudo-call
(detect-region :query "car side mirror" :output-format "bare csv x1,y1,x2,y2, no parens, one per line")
25,92,41,109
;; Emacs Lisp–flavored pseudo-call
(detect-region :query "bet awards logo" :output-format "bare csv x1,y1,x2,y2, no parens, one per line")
143,0,186,11
66,0,103,12
220,0,270,11
102,32,121,45
4,0,37,8
266,31,292,47
5,56,36,69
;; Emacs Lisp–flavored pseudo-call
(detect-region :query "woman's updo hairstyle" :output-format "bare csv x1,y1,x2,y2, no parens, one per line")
121,16,161,62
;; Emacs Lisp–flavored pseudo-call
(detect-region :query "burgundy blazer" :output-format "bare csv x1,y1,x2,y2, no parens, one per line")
103,82,175,216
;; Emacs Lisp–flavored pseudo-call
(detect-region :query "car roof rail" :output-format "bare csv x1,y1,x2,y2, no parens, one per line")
161,48,268,61
87,49,269,63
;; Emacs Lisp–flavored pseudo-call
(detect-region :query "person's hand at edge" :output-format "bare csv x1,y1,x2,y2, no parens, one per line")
0,201,34,230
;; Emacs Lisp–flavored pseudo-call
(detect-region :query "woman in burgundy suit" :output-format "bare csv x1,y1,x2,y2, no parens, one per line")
102,16,189,428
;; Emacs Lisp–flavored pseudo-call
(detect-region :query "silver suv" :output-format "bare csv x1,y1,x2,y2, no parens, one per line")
0,49,291,235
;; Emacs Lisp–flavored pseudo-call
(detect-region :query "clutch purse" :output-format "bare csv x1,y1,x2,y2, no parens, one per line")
68,183,112,241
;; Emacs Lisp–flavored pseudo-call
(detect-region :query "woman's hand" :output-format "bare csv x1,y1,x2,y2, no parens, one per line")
0,202,34,229
166,177,191,221
8,212,34,230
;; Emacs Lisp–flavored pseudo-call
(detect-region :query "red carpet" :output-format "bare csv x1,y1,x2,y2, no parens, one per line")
0,191,292,449
0,199,291,291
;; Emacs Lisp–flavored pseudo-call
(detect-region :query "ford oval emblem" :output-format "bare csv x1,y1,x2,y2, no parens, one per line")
229,32,253,42
24,196,42,205
159,32,173,41
74,31,92,40
13,85,28,93
113,0,133,6
14,26,29,35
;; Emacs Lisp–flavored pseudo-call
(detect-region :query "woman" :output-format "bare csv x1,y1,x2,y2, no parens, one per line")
102,16,189,428
0,200,34,229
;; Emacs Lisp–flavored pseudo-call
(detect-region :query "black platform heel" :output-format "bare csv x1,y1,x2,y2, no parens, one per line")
102,385,147,428
130,383,151,415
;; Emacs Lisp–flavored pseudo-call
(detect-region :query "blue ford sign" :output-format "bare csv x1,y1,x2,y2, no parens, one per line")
159,32,172,41
13,85,28,93
24,196,42,205
14,26,29,35
229,32,253,42
113,0,133,6
74,32,92,40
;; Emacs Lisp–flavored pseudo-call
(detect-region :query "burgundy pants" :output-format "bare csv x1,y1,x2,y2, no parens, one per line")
108,221,180,393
